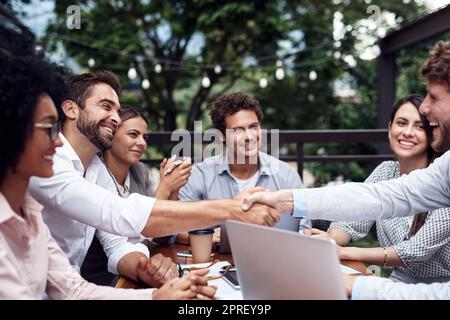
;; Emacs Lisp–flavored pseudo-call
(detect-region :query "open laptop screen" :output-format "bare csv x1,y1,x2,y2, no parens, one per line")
219,214,301,254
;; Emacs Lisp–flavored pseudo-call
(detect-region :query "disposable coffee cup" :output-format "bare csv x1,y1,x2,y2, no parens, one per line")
189,229,214,263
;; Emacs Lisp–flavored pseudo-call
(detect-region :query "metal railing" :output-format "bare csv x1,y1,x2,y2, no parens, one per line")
142,129,394,179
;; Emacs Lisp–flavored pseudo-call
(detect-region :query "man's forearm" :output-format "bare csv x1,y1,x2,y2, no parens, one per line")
154,185,171,200
141,199,238,238
117,252,147,281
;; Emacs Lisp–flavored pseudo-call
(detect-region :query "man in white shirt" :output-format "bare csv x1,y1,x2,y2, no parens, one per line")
29,71,279,286
241,40,450,299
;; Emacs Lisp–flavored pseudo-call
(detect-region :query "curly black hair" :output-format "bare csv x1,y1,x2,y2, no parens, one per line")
209,92,264,134
0,49,67,183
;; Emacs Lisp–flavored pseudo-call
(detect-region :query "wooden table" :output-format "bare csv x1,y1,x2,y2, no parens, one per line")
115,242,372,289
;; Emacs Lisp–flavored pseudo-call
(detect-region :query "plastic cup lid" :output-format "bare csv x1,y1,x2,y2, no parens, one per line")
188,228,214,235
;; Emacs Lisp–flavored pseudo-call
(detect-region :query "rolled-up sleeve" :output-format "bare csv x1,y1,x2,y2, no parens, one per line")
329,221,374,242
96,230,149,275
29,154,155,237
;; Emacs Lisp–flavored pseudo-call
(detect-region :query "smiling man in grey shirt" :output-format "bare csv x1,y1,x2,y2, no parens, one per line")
174,93,309,244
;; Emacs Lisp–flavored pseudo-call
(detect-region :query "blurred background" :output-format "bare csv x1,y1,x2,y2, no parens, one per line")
2,0,450,187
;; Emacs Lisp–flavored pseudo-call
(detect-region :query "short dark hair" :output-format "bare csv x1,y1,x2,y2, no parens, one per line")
209,92,264,134
420,40,450,89
64,71,121,119
119,105,148,125
0,51,66,183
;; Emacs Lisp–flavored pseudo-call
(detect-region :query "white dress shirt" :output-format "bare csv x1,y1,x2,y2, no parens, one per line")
29,134,154,273
292,150,450,222
102,168,148,244
352,276,450,300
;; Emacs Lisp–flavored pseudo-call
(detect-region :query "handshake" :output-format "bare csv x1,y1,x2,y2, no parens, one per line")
232,188,295,227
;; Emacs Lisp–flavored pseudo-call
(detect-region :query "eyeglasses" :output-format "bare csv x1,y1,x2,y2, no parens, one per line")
34,122,61,142
177,260,234,281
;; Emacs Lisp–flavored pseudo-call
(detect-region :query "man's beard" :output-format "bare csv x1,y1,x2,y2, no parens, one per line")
433,122,450,154
76,111,113,151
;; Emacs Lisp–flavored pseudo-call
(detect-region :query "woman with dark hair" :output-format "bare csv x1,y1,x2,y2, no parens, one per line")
308,95,450,284
0,52,215,299
103,105,191,201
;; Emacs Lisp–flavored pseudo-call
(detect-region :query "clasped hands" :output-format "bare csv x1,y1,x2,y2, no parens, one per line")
136,254,217,300
240,189,295,213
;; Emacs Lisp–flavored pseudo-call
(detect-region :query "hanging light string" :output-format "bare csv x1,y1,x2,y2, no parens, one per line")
47,31,348,88
42,4,443,88
46,31,341,70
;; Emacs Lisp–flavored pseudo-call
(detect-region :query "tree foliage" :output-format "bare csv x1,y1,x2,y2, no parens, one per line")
40,0,438,183
45,0,291,131
255,0,424,183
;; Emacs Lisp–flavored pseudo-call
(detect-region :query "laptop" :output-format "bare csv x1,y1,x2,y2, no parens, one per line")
226,220,347,300
219,214,300,253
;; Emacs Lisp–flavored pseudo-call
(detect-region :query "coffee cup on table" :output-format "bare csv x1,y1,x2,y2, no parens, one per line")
189,228,214,264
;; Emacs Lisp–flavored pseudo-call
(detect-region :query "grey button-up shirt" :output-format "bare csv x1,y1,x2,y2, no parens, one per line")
180,151,310,230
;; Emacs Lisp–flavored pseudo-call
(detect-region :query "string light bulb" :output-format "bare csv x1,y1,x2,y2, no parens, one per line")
154,64,162,73
259,78,268,88
201,76,211,88
127,67,137,80
309,70,317,81
88,58,95,67
34,44,43,54
214,65,222,74
275,68,285,80
141,79,150,89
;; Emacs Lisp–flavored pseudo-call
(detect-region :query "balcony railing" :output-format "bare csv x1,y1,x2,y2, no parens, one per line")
142,129,394,180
